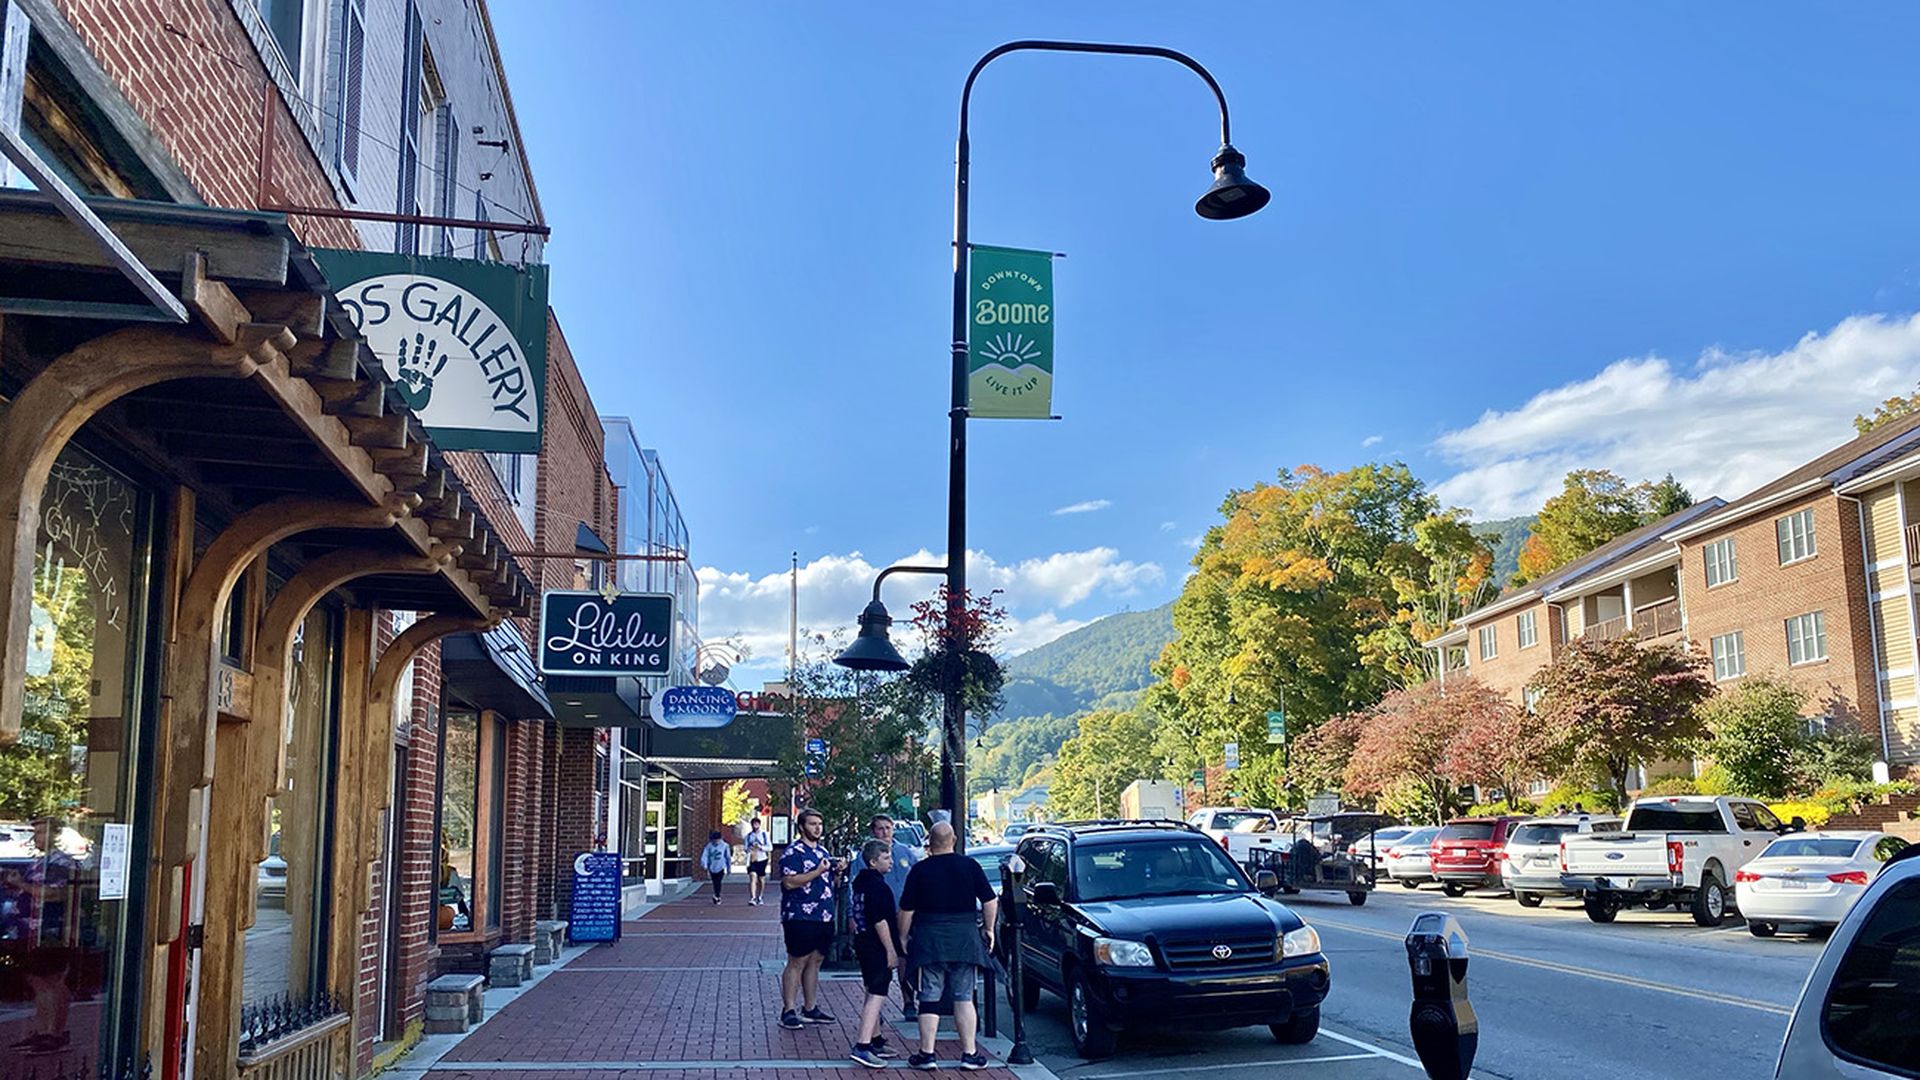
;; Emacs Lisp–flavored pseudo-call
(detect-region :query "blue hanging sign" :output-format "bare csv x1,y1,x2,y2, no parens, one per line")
568,851,623,943
650,685,739,729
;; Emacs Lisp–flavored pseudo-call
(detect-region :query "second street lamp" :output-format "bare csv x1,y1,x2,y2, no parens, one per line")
841,39,1268,856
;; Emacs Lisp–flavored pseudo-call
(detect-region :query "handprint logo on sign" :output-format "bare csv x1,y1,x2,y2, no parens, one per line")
395,332,448,412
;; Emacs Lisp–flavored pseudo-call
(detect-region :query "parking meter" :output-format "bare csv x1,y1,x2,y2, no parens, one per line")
1405,912,1477,1080
1000,853,1035,1065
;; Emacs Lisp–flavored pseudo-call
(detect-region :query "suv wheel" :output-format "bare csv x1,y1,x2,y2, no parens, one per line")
1068,968,1117,1059
1441,883,1467,898
1747,920,1777,938
1691,874,1728,927
1515,891,1542,908
1269,1007,1320,1045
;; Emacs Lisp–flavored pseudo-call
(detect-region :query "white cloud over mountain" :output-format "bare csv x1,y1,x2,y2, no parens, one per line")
696,546,1161,685
1434,313,1920,518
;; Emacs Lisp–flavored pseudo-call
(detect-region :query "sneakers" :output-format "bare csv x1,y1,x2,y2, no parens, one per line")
800,1006,836,1024
908,1051,939,1070
871,1035,899,1059
779,1009,804,1030
849,1045,886,1069
960,1051,992,1071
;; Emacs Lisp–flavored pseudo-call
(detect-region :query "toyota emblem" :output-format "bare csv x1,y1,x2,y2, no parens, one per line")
1212,944,1234,960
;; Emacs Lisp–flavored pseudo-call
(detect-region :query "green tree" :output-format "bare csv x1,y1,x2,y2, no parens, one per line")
1,564,95,821
1644,473,1694,517
719,780,756,830
1360,509,1499,687
1145,463,1447,795
1856,385,1920,434
1051,709,1158,819
1527,636,1715,801
1695,674,1806,799
1515,469,1649,584
775,658,934,845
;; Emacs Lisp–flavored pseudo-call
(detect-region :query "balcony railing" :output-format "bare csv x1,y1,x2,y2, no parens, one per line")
1584,615,1630,641
1632,597,1683,638
237,992,349,1080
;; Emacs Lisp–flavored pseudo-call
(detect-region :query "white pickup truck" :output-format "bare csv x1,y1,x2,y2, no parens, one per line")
1559,795,1788,926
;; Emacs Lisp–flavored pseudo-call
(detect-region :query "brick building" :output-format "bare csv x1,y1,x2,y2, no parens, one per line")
1433,414,1920,782
0,4,681,1080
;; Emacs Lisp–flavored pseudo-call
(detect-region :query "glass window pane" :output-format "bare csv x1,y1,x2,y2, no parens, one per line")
439,709,479,932
245,605,336,1008
2,448,149,1066
1821,878,1920,1072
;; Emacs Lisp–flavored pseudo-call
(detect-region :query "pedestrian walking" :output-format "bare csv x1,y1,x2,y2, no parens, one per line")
700,830,731,904
853,814,920,1017
848,839,902,1068
777,808,841,1030
744,816,773,906
898,822,997,1070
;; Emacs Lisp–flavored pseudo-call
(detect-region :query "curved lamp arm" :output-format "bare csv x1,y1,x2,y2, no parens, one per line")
960,40,1234,148
873,563,949,603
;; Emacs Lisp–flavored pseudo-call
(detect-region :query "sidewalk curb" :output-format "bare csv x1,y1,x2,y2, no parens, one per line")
887,1019,1061,1080
385,879,705,1078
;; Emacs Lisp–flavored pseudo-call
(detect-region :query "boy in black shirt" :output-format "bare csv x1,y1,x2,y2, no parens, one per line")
849,839,901,1068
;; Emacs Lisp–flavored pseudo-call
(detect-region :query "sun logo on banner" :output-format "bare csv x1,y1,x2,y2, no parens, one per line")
984,332,1042,369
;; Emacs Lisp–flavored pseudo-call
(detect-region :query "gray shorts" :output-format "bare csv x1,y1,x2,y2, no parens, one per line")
916,961,978,1004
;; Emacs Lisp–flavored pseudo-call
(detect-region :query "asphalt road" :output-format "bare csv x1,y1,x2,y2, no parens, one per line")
1010,883,1824,1080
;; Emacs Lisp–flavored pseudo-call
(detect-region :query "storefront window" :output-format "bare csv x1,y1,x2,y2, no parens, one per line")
0,446,152,1068
643,778,682,877
438,710,480,933
243,606,337,1008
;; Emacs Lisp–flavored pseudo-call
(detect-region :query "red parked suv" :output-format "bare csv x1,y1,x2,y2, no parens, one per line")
1429,816,1527,896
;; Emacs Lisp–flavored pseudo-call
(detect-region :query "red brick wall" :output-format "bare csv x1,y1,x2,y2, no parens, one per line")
551,728,597,921
1457,599,1558,702
1679,493,1877,721
49,0,357,248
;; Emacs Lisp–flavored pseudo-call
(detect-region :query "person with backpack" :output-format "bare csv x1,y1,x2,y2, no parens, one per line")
699,831,732,904
744,816,773,905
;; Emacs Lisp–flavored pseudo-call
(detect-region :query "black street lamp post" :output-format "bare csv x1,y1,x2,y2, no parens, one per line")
841,39,1266,832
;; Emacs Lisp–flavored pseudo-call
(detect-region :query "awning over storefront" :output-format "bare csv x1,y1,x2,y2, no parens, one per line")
635,757,780,782
443,624,552,719
628,708,795,773
547,674,644,727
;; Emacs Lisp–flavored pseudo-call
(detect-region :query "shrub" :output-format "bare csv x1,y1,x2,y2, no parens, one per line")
1769,801,1832,828
1536,781,1621,814
1466,798,1538,817
1641,777,1699,797
1791,727,1878,792
1695,675,1807,800
1809,780,1917,816
1694,764,1733,796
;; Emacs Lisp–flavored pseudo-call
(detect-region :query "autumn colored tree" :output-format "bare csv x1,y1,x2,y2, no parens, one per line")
1145,463,1457,793
1514,469,1650,583
1284,709,1365,803
1444,680,1555,809
1526,636,1715,801
1051,709,1159,819
1343,682,1467,820
1856,384,1920,434
1360,509,1499,687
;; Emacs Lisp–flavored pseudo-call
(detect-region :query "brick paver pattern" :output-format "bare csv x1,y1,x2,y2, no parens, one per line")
427,894,1019,1078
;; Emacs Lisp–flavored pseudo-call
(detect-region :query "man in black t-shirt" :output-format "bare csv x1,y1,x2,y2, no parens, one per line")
898,823,998,1070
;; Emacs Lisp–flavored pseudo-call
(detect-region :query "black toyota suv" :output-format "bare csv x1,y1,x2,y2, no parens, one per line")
1010,820,1330,1059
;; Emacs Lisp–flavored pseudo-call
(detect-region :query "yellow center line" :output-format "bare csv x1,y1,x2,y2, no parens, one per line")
1311,917,1793,1016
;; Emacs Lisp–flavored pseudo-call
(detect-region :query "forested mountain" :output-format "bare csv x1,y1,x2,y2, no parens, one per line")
1480,515,1534,584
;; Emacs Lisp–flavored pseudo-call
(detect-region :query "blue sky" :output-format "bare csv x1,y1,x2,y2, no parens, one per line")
490,4,1920,682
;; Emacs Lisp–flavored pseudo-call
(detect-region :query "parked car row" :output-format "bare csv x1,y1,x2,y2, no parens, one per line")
1369,795,1912,937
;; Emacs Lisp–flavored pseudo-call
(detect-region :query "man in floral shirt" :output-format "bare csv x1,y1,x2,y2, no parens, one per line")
778,808,843,1030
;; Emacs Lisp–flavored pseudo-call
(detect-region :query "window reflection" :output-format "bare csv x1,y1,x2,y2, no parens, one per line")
438,710,479,932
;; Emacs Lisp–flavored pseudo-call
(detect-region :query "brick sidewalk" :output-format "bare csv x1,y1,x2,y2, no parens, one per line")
422,892,1038,1079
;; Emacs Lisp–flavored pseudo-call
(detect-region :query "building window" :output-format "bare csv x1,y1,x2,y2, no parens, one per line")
395,2,426,253
333,0,366,183
1703,537,1738,587
244,605,339,1009
1710,631,1746,681
2,446,154,1067
1527,778,1552,797
1516,610,1538,649
433,101,460,255
1786,611,1828,665
438,708,481,932
257,0,321,89
1478,625,1497,660
1777,509,1817,565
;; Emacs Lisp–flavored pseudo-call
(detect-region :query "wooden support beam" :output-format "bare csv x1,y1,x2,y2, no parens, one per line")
313,376,384,418
428,510,476,542
287,337,359,381
180,252,249,345
397,465,445,499
341,413,407,450
234,289,327,340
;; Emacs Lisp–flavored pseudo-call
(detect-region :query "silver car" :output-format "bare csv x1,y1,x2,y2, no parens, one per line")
1501,816,1621,907
1384,825,1442,887
1774,844,1919,1076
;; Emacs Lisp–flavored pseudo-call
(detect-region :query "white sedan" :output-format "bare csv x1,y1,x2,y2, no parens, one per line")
1735,831,1910,937
1383,825,1442,887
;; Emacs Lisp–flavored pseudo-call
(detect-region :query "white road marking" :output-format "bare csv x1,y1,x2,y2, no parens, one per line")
1314,917,1793,1016
1318,1028,1427,1069
1070,1051,1380,1078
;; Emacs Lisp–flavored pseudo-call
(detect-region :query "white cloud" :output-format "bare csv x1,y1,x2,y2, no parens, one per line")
1433,313,1920,518
1159,520,1177,532
1361,434,1383,448
695,546,1162,684
1052,499,1112,516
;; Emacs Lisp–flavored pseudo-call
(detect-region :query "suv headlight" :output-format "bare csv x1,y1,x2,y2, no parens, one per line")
1092,936,1154,967
1280,925,1321,959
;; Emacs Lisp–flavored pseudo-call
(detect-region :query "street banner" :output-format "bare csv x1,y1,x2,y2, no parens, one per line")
967,244,1054,419
1266,709,1286,744
314,249,550,452
539,590,674,677
1223,741,1240,771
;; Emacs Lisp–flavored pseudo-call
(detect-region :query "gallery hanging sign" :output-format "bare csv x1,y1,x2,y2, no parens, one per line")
966,244,1055,419
314,249,549,453
538,590,675,678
